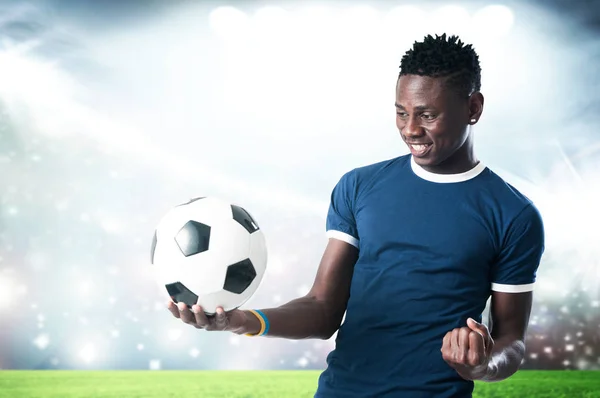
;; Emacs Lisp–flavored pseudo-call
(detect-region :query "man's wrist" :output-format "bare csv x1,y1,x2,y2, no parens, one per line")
473,340,523,381
237,310,262,335
470,359,499,381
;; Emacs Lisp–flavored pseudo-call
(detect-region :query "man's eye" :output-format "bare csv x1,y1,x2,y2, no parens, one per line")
396,112,408,118
422,114,436,120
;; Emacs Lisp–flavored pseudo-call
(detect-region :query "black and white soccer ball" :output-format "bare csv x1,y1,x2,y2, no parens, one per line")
151,197,267,314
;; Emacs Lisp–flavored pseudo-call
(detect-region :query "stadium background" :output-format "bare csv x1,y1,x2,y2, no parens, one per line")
0,0,598,373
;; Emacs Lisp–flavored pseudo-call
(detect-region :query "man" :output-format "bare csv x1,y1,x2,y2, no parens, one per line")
168,34,545,397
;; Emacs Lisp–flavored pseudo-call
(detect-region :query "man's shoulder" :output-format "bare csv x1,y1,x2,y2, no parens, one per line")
478,168,543,229
481,168,536,208
343,154,410,183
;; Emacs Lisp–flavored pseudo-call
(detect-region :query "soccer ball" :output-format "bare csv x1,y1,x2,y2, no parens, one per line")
151,197,267,314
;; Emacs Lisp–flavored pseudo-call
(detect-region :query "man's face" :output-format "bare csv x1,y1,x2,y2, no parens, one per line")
395,74,480,172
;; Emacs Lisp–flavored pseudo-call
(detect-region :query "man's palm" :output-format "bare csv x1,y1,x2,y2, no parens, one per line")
167,301,248,333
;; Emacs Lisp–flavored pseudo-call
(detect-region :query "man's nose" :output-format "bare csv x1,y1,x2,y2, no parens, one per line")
403,116,424,138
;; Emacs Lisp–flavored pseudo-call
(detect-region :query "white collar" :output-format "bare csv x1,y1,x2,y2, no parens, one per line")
410,155,486,183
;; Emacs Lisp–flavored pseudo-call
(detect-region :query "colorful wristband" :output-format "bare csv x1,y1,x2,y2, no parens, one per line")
257,310,270,335
245,309,269,337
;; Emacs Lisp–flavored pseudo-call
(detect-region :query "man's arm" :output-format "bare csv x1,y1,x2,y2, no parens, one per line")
169,238,358,340
240,238,358,339
479,290,532,382
442,203,543,380
440,291,533,382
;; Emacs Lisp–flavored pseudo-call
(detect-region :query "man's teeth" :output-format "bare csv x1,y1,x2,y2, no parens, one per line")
411,144,429,151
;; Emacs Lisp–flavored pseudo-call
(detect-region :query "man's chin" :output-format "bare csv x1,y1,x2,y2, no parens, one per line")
412,154,438,167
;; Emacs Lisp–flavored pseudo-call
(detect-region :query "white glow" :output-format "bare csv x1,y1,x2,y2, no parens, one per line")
534,279,559,297
208,7,250,39
149,359,161,370
0,45,328,215
535,150,600,297
16,285,27,295
77,280,92,297
266,255,284,274
431,6,471,36
99,214,123,234
338,5,380,33
26,252,47,270
0,49,79,137
167,328,182,341
499,168,600,299
252,6,290,38
297,357,309,367
296,5,333,18
296,284,310,296
0,274,15,309
472,5,515,39
33,334,50,350
79,344,96,363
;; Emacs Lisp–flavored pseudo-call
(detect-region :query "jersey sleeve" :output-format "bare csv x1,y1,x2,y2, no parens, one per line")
491,204,545,293
326,170,359,248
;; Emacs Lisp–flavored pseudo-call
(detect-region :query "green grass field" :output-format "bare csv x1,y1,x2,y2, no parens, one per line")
0,370,599,397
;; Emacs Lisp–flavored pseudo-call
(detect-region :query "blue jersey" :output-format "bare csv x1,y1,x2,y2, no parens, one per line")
316,154,545,398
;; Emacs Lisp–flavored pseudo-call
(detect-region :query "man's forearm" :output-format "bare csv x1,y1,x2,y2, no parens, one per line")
237,296,340,340
478,338,526,382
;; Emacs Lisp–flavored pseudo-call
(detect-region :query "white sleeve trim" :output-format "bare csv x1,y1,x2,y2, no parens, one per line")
491,282,534,293
326,230,359,248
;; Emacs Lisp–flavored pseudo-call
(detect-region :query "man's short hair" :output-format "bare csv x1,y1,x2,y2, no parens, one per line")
399,33,482,98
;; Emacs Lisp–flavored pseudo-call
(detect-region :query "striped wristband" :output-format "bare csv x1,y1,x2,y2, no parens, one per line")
244,309,270,337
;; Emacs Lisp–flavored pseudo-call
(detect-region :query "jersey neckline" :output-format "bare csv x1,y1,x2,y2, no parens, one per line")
410,155,487,183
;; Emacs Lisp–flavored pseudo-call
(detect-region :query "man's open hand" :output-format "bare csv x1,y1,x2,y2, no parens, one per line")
167,301,252,334
441,318,494,380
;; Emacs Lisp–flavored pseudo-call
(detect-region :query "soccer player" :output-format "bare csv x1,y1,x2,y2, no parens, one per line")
168,34,545,397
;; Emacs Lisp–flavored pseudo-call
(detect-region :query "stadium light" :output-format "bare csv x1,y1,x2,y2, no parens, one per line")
253,6,290,38
0,273,16,309
383,5,425,33
472,5,515,39
79,344,97,364
338,5,380,33
430,5,471,37
208,6,250,39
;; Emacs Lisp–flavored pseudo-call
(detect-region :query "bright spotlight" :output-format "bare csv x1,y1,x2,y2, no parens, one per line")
472,5,515,39
340,5,380,26
79,344,96,363
293,6,336,41
338,6,381,41
253,6,290,36
0,274,15,309
383,6,427,41
208,6,250,39
431,6,471,36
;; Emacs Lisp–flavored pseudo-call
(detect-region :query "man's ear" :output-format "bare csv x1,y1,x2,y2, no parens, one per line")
468,92,484,124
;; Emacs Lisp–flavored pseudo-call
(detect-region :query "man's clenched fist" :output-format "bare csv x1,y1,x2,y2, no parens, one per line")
441,318,494,380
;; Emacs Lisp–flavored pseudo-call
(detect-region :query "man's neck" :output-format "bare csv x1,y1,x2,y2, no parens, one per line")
422,138,478,175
